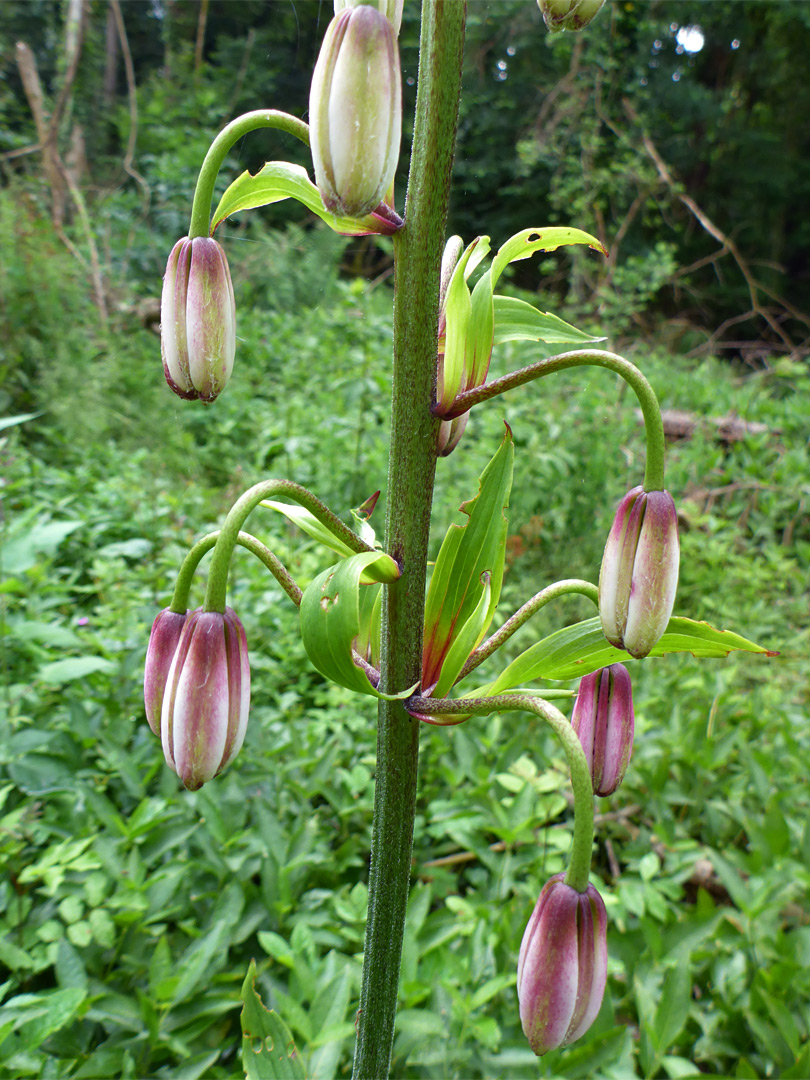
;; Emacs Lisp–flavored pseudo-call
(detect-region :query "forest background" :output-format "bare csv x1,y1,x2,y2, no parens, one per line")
1,1,809,1077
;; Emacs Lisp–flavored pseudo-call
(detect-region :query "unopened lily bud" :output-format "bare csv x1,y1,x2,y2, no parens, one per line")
518,873,608,1055
160,236,236,404
144,608,188,736
160,607,250,791
538,0,606,33
310,5,402,218
572,664,634,796
334,0,403,35
599,486,679,659
436,412,469,457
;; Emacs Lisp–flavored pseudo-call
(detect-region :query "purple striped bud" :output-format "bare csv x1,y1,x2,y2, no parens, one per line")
517,873,608,1056
309,6,402,218
160,236,236,404
571,664,634,796
539,0,606,33
144,608,188,736
599,486,679,659
160,607,250,791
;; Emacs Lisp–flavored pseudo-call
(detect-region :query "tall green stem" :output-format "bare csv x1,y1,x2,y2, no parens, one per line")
442,348,667,491
187,109,310,238
352,3,466,1077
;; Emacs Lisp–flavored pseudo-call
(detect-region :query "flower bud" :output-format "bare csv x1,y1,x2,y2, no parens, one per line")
144,608,188,736
571,664,634,796
160,607,250,791
160,236,236,404
334,0,403,35
518,873,608,1056
309,6,402,218
436,412,469,457
538,0,606,33
599,486,679,659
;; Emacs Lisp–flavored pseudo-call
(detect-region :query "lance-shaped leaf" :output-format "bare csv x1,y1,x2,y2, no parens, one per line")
489,226,606,284
432,572,491,699
492,296,605,347
355,582,383,670
422,427,514,694
240,959,305,1080
300,551,405,698
485,615,774,690
211,160,399,237
262,500,356,558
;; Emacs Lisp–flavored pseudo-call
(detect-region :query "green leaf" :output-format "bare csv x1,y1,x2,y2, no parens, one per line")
422,427,514,693
433,572,491,698
300,551,404,698
650,958,691,1055
261,500,357,560
0,988,85,1063
489,226,607,287
240,959,305,1080
0,411,42,431
439,236,490,408
211,160,391,237
492,295,605,347
307,966,352,1079
38,656,116,684
486,615,772,691
355,582,382,669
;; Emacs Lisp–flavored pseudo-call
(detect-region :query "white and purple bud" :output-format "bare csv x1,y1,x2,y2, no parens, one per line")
518,873,608,1056
333,0,403,35
571,664,634,797
160,236,236,405
309,5,402,218
144,608,188,736
160,607,250,791
599,486,679,659
538,0,606,33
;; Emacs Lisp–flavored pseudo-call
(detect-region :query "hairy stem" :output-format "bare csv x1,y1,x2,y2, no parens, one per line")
441,348,667,491
352,3,466,1077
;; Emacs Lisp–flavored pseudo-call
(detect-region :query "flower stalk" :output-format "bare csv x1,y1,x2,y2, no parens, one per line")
202,479,373,614
439,347,667,491
409,694,596,892
188,110,310,239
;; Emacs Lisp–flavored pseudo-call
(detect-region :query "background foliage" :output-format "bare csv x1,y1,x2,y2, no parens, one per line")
1,1,809,1077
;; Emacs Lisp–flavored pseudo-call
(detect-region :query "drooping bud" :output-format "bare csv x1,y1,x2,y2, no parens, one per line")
160,607,250,791
144,608,188,736
571,664,634,796
518,873,608,1056
160,236,236,404
334,0,403,35
309,5,402,218
436,412,469,457
599,486,679,659
538,0,606,33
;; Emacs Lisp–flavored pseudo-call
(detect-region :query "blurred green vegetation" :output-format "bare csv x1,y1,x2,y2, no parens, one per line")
1,1,809,1077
